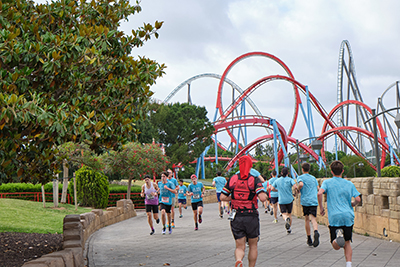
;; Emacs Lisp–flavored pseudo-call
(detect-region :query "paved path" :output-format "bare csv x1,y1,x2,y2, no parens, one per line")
86,203,400,267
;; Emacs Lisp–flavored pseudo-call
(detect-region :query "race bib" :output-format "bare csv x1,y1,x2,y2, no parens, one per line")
147,194,154,200
162,197,170,203
193,193,200,199
179,189,184,194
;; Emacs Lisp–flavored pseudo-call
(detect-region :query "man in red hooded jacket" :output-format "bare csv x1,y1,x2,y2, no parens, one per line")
221,155,267,267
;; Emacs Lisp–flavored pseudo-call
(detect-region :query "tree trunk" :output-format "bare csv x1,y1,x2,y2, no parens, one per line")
127,177,132,200
73,172,77,211
53,175,59,208
41,185,46,208
61,160,68,203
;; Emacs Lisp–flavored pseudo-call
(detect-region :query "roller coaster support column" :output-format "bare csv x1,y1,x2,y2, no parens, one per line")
213,108,220,165
296,140,301,174
272,119,289,174
372,109,381,177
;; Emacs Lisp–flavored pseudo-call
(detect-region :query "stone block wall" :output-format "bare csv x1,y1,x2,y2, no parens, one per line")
23,199,136,267
292,177,400,242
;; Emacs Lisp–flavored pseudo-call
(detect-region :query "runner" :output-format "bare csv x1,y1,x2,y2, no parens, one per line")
140,174,160,235
267,170,279,223
167,169,179,228
221,155,267,267
177,179,188,218
270,167,298,234
297,162,320,247
261,175,271,214
187,174,205,230
212,171,227,218
158,171,177,234
318,160,361,267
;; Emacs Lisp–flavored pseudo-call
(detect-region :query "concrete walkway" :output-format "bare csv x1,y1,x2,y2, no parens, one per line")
86,202,400,267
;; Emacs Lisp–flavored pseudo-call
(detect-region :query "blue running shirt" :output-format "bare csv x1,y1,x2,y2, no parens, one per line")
188,182,204,203
268,177,279,198
321,177,360,227
271,176,295,205
297,173,318,206
158,181,175,205
178,185,187,200
213,176,227,193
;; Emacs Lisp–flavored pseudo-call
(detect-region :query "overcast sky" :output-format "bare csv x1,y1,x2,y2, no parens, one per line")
123,0,400,152
33,0,400,153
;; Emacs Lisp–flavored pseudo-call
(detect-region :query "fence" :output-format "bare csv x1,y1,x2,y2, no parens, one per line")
0,192,145,208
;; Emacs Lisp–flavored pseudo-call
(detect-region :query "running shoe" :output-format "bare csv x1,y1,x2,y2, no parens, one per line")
267,205,271,212
220,214,223,218
265,209,268,213
198,215,202,224
150,229,155,235
195,226,198,231
273,219,278,223
285,218,291,230
335,229,345,248
287,228,292,234
279,212,282,217
235,260,243,267
169,227,172,234
220,206,224,215
313,231,320,247
156,218,160,224
307,238,313,247
185,206,187,209
162,228,166,235
270,210,273,216
179,214,183,218
171,222,175,228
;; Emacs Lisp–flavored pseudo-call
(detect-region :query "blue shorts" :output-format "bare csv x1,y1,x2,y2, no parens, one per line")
178,199,186,204
216,192,222,202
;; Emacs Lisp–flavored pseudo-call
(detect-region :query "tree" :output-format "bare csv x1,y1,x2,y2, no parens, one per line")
103,142,168,199
147,103,214,166
0,0,165,184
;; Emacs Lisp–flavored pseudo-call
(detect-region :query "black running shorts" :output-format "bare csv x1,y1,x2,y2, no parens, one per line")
230,215,260,240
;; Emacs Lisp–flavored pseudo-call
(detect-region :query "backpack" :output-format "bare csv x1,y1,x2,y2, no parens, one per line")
229,173,258,212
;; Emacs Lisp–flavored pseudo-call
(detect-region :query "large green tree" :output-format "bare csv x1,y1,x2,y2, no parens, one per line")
0,0,165,184
144,102,215,166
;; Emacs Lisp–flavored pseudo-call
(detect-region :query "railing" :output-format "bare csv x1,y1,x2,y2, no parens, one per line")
0,192,145,209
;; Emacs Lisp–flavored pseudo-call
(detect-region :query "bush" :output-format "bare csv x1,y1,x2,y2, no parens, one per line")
0,182,63,193
381,165,400,177
68,166,109,209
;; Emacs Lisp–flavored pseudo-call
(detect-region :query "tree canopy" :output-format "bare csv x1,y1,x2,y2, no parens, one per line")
139,102,215,166
0,0,165,184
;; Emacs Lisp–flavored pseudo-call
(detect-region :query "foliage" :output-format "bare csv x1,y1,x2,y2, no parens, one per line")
381,165,400,177
0,198,92,233
57,142,104,172
68,166,109,208
144,102,214,166
102,142,168,180
340,155,376,178
0,0,165,185
0,182,62,193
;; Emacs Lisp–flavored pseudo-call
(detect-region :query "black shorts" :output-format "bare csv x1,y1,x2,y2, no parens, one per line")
279,202,293,214
329,225,353,243
302,205,317,217
191,201,203,210
231,215,260,240
145,204,159,213
270,197,279,204
178,199,186,204
160,203,172,213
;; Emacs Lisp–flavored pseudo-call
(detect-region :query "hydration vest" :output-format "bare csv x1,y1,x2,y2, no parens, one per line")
229,173,258,214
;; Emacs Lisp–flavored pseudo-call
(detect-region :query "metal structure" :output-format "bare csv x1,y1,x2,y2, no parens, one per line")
162,42,399,177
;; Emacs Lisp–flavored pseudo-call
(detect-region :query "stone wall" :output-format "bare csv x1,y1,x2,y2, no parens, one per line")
291,177,400,242
22,199,136,267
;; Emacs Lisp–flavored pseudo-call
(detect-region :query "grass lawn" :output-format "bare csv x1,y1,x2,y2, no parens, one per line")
0,198,93,234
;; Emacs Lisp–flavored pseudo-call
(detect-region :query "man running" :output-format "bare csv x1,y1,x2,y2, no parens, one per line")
270,167,298,234
212,171,227,218
158,171,177,234
177,179,188,218
140,174,160,235
318,160,361,267
297,162,320,247
221,155,267,267
167,169,179,228
188,174,205,230
267,170,279,223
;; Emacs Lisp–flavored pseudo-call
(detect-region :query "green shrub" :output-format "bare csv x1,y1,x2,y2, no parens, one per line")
0,182,63,193
68,166,109,209
381,165,400,177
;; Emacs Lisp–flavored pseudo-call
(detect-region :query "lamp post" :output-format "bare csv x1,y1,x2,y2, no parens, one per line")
351,162,364,178
365,107,400,177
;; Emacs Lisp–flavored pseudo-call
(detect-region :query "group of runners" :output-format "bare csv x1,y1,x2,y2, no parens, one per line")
141,157,360,267
140,169,205,235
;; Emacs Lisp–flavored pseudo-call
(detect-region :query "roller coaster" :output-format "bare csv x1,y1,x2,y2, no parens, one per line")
162,40,400,178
